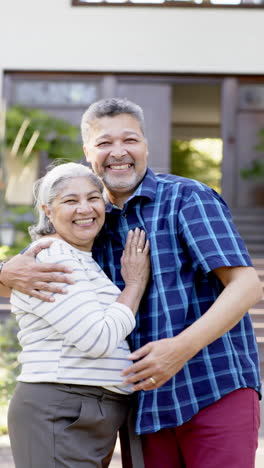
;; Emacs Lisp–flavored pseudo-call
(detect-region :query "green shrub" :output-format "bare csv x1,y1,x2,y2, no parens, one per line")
0,315,21,404
240,126,264,181
5,105,83,163
240,157,264,180
0,205,34,260
171,140,221,193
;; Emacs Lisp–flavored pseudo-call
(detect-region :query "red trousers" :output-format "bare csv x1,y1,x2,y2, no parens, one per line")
141,388,260,468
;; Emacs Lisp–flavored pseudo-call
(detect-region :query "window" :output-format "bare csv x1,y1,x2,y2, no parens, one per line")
72,0,264,7
12,80,98,108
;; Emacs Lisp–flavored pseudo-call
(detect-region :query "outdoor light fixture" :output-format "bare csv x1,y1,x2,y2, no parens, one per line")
0,222,15,246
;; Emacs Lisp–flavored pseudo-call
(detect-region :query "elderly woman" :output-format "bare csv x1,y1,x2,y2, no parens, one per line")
8,162,150,468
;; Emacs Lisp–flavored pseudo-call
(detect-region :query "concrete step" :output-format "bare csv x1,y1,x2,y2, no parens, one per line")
0,299,11,321
235,225,264,233
242,234,264,242
231,211,264,255
250,260,264,357
235,223,264,231
232,208,264,217
0,302,11,311
253,258,264,266
240,216,264,222
257,337,264,344
235,212,264,217
235,218,264,224
252,323,264,337
250,310,264,321
256,269,264,275
247,245,264,256
248,243,264,250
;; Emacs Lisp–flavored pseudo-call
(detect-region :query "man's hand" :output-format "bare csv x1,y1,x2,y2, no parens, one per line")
1,240,74,301
121,337,191,391
121,266,263,392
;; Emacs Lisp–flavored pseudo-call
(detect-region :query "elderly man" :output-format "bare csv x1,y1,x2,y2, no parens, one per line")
1,98,263,468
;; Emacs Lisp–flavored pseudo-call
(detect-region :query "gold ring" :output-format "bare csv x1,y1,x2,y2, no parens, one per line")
137,248,143,253
149,376,156,385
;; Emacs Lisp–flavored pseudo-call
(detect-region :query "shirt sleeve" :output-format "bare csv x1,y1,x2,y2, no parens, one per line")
177,187,253,274
11,240,135,358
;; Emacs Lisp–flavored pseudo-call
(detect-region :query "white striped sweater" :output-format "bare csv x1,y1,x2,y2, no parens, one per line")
10,238,136,394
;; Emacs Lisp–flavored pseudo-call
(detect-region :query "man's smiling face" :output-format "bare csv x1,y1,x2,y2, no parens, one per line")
83,113,148,203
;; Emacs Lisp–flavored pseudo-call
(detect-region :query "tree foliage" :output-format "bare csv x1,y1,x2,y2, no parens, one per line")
0,316,21,404
240,158,264,180
171,140,221,192
240,128,264,180
5,105,83,163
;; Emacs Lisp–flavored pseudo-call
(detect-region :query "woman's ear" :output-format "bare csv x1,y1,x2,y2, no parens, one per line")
42,204,51,219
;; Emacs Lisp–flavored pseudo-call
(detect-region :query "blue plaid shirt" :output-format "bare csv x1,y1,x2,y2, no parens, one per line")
93,168,261,434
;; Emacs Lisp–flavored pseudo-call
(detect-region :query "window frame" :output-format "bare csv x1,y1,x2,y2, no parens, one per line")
72,0,264,8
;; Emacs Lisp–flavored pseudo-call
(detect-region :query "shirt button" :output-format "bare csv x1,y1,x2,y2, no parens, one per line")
122,214,127,218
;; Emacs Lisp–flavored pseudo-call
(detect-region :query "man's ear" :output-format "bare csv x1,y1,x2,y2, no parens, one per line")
83,144,90,163
145,139,149,159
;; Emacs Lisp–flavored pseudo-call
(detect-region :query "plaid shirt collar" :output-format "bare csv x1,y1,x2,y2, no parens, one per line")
104,167,157,213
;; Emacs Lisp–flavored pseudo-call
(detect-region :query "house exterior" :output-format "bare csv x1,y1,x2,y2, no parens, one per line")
0,0,264,216
0,0,264,445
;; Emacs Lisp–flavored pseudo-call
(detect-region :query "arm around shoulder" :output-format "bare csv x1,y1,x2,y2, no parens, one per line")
0,240,73,300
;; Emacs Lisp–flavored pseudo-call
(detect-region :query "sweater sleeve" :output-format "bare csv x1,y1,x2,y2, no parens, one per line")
11,240,135,358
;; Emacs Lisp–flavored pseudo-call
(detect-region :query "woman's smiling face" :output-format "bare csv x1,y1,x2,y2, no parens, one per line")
43,176,105,252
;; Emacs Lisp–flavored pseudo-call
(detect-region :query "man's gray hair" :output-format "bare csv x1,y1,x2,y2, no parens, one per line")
29,162,103,241
81,97,145,144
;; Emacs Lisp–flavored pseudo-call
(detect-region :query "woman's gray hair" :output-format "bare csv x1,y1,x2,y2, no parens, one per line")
81,97,146,144
29,162,104,241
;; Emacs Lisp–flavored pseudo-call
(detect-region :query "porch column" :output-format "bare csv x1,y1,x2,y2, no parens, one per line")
221,78,239,208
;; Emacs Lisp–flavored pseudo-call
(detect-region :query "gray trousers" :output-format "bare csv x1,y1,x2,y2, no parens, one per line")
8,382,144,468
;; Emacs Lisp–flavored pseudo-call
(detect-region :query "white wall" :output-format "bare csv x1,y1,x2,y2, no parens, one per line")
1,0,264,93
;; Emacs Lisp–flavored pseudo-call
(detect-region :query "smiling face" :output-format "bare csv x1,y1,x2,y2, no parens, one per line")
83,114,149,207
43,176,105,252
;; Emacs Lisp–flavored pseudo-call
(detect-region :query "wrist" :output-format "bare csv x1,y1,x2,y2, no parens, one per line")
174,328,202,362
125,281,145,294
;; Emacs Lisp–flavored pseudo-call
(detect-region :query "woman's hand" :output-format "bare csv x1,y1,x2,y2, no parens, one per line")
116,228,150,315
121,228,150,291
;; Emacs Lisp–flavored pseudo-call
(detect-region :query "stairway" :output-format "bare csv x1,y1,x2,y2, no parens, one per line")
231,208,264,257
231,209,264,370
0,296,11,321
250,258,264,376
